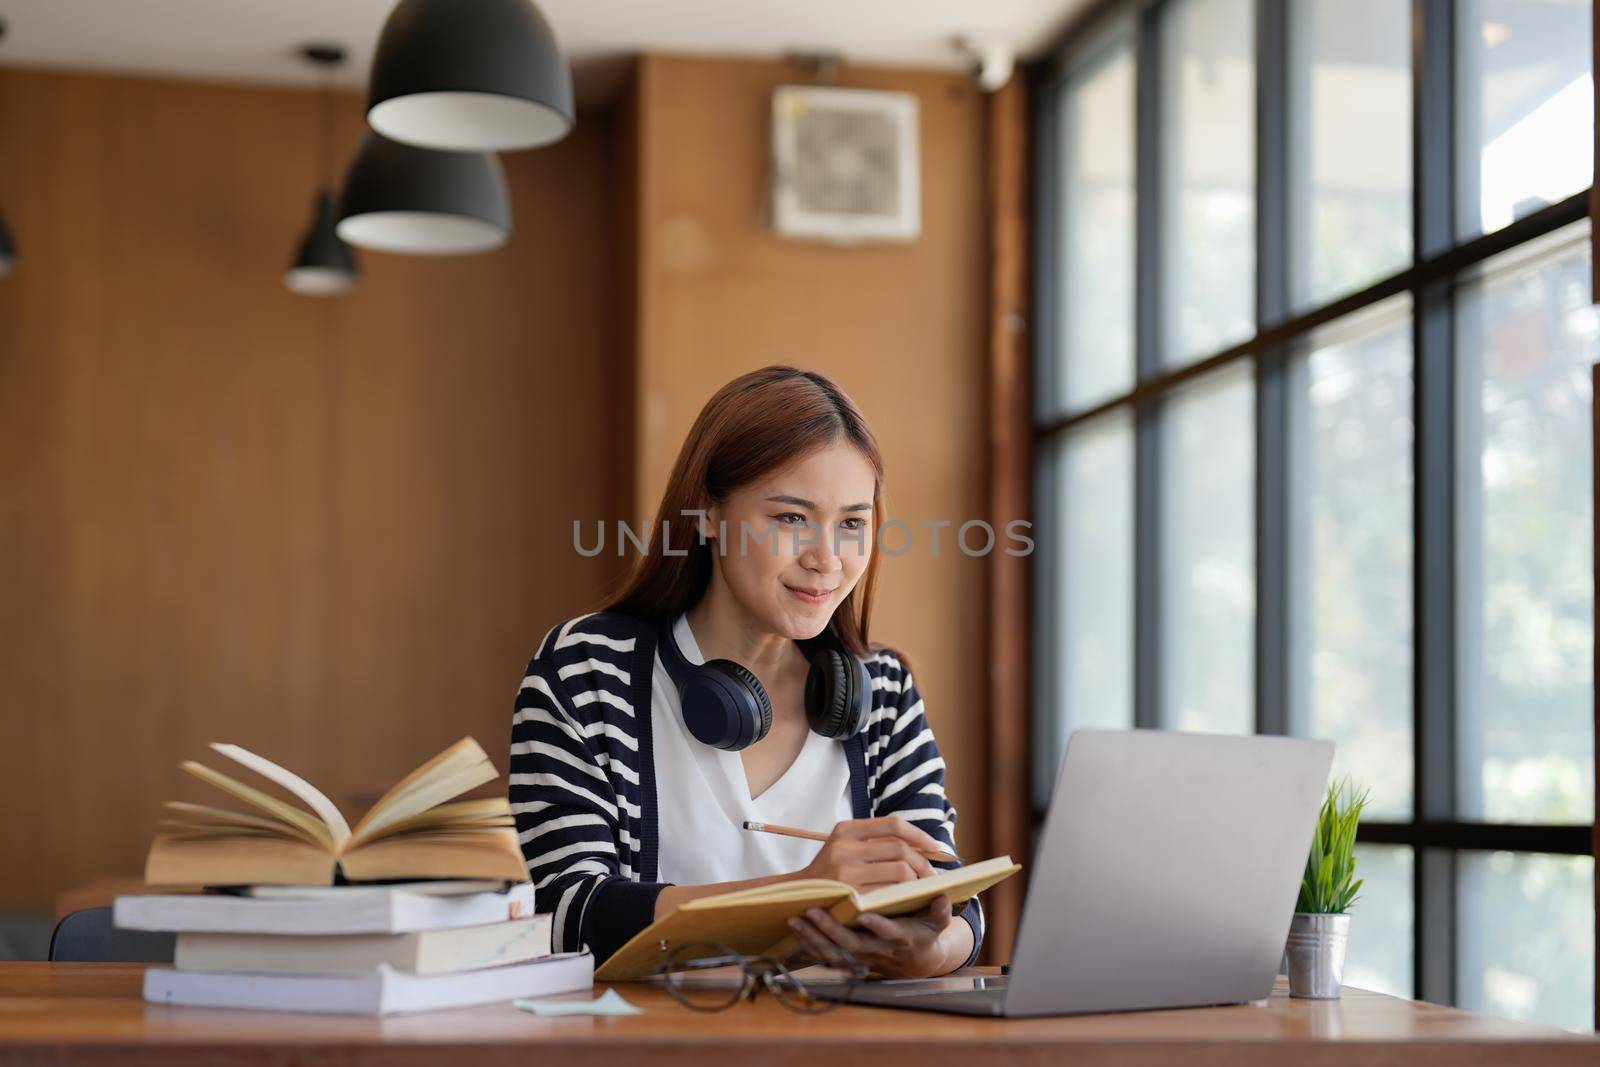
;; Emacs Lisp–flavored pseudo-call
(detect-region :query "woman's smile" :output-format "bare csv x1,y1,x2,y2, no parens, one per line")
783,582,835,607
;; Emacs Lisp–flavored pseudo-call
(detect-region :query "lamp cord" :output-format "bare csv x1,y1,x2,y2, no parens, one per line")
318,68,333,192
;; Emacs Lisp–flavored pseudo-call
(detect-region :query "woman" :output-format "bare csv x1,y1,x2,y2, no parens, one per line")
510,365,982,977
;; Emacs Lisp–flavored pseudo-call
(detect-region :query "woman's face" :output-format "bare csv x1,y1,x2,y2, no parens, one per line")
705,441,877,640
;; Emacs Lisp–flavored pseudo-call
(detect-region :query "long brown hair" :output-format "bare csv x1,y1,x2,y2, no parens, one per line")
603,365,885,656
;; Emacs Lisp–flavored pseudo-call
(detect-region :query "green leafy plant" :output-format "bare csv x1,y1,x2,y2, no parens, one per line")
1296,777,1370,914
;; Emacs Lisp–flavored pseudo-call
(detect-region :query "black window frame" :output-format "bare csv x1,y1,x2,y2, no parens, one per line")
1031,0,1596,1018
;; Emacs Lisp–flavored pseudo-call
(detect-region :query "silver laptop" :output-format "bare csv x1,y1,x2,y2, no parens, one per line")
816,729,1334,1017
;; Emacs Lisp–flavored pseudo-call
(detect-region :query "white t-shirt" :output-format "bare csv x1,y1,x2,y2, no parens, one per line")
652,613,855,886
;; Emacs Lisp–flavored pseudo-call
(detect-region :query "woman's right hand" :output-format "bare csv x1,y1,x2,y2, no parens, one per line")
799,816,943,891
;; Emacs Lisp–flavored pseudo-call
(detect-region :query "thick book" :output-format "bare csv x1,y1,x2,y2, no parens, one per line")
115,881,536,936
144,736,527,887
237,879,512,899
593,855,1022,980
143,951,594,1016
174,915,552,976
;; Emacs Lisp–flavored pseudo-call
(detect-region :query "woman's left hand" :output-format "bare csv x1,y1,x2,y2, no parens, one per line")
787,894,956,979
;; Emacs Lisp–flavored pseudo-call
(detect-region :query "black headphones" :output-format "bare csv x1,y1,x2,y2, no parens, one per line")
657,615,872,751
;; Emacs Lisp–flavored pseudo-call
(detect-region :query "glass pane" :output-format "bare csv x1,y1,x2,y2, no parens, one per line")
1056,37,1138,414
1159,361,1254,733
1457,0,1594,239
1343,844,1414,998
1043,415,1145,809
1159,0,1256,366
1459,851,1594,1031
1456,223,1596,824
1052,412,1136,775
1288,298,1414,819
1288,0,1412,311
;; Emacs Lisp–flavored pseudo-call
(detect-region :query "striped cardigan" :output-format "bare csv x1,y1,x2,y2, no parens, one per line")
509,610,985,969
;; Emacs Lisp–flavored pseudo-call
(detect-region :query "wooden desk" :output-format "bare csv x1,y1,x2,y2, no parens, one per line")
0,964,1592,1066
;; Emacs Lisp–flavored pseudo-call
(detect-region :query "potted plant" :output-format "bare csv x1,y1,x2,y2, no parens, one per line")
1284,777,1369,999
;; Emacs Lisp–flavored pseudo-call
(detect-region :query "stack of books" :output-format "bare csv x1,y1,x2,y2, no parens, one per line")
118,737,592,1015
119,880,591,1015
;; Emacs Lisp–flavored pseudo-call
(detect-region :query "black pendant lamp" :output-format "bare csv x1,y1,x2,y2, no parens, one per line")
287,192,358,294
366,0,574,152
0,212,15,279
0,21,12,279
285,44,359,296
336,132,511,255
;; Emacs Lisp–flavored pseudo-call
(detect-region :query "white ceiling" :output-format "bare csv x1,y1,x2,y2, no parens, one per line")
0,0,1089,100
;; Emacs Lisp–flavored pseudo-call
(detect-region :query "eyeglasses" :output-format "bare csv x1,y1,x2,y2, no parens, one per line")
655,940,868,1013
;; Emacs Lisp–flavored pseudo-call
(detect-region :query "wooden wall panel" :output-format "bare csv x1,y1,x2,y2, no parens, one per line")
630,56,992,867
0,68,621,913
983,75,1034,965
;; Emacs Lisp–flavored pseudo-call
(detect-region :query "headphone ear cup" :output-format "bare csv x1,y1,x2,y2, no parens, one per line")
806,649,858,740
844,656,871,738
678,660,772,751
708,660,772,747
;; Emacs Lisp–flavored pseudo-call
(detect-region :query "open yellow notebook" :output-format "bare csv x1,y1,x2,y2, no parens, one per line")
594,855,1021,980
145,736,528,888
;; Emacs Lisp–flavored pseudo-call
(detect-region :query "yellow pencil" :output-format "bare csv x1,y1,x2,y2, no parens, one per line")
741,820,959,864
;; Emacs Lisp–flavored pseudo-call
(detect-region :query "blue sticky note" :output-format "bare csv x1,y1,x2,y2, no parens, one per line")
514,988,643,1017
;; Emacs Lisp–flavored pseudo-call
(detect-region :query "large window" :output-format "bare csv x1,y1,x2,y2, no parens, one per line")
1036,0,1595,1032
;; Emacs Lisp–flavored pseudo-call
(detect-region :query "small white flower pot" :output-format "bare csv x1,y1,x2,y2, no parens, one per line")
1284,912,1350,999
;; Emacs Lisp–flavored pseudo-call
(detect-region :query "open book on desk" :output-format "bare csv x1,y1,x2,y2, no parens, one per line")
145,736,528,887
593,855,1021,981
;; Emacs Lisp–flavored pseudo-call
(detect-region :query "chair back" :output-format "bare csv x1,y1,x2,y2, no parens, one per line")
48,907,175,963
